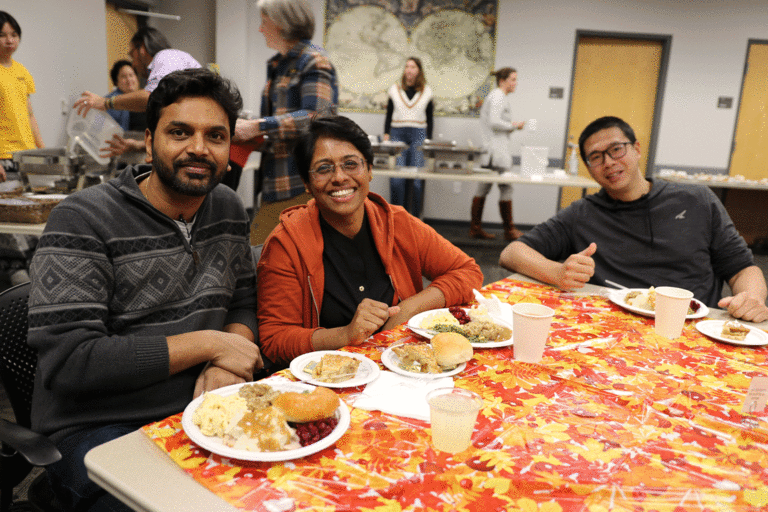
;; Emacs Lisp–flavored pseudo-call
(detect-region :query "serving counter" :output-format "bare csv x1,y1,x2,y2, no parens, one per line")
85,276,768,512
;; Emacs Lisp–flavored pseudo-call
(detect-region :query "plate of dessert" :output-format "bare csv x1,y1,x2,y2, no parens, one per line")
408,306,514,348
695,320,768,347
290,351,380,388
181,380,350,461
381,333,473,379
608,287,708,319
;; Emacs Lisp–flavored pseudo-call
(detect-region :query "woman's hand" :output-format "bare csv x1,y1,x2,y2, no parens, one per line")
344,299,400,345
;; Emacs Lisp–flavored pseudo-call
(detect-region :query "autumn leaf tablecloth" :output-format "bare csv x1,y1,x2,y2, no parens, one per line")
144,278,768,511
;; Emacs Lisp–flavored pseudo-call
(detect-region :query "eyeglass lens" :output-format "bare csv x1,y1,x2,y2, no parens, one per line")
588,142,629,166
312,158,365,178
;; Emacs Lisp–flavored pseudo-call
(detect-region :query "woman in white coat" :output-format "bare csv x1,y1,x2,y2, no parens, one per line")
470,68,525,240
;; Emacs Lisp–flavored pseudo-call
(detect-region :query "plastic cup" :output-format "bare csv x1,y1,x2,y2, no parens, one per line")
655,286,694,339
512,303,555,363
426,388,483,454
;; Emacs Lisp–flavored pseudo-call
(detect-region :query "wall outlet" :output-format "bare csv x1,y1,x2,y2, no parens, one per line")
453,181,462,194
60,98,70,116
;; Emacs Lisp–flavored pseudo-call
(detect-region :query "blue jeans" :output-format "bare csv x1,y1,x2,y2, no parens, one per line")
47,422,145,512
389,127,426,217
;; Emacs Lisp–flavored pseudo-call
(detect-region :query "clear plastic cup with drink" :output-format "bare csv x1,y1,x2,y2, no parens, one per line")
426,387,483,453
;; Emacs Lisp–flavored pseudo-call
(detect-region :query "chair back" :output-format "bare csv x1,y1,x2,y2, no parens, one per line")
0,282,34,428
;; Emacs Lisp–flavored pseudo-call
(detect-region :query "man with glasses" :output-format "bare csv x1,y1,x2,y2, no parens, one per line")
500,116,768,322
73,27,201,155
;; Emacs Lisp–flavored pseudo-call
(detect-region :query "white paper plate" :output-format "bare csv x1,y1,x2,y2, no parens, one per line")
381,344,466,379
695,320,768,347
608,288,709,319
290,351,380,388
407,308,514,348
181,381,350,462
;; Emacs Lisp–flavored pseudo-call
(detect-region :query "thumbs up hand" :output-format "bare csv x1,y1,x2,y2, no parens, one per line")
556,243,597,291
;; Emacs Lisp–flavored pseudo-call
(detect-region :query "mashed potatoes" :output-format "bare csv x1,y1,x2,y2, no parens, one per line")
193,393,247,436
420,311,459,329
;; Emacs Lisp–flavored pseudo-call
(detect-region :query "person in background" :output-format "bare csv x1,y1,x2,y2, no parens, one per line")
470,67,525,241
234,0,338,245
257,115,483,365
383,56,433,218
74,26,201,156
104,59,147,132
0,10,44,178
0,10,44,286
500,116,768,322
29,69,262,511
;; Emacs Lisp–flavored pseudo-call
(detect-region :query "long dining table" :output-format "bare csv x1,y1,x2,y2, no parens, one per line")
84,276,768,512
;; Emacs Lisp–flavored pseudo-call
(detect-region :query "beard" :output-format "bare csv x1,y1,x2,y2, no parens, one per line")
151,149,226,197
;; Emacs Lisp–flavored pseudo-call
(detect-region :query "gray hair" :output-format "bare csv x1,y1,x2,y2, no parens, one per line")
256,0,315,41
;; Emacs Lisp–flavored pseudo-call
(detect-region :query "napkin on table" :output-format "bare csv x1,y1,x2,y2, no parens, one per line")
352,370,453,422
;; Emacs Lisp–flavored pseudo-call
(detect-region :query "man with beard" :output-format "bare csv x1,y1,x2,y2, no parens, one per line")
27,68,262,511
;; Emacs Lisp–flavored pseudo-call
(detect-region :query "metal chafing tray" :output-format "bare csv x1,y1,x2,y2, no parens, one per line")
370,141,408,169
419,141,485,173
12,147,110,193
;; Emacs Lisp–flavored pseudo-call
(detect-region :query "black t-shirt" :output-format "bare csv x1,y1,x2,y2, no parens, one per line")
319,213,395,328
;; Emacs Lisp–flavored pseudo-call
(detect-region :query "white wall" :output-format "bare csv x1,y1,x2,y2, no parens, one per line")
151,0,216,68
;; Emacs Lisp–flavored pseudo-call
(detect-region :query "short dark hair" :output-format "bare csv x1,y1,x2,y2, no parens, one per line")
578,116,637,165
146,68,243,137
493,67,517,86
109,60,134,86
0,11,21,38
294,115,373,183
130,27,171,57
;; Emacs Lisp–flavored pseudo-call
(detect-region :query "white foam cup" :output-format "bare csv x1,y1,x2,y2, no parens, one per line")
654,286,694,339
512,303,555,363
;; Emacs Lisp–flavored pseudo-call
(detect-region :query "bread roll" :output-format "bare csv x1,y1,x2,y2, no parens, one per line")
431,332,473,369
272,386,340,423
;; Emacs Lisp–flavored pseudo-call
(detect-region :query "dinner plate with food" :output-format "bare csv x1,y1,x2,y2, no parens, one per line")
407,306,514,348
695,319,768,347
290,351,380,388
181,380,350,461
381,332,473,379
608,287,709,319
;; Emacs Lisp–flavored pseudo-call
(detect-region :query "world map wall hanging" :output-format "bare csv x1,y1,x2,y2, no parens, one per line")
324,0,499,117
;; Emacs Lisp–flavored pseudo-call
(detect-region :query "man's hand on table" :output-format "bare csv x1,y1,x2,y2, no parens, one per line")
556,243,597,291
209,331,264,380
718,292,768,323
194,363,245,398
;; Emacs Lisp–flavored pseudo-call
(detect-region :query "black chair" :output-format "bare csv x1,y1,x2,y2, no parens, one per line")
0,282,61,512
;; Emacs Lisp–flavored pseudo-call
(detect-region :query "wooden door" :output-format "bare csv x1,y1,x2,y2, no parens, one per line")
729,41,768,180
561,35,664,209
722,41,768,245
106,3,139,90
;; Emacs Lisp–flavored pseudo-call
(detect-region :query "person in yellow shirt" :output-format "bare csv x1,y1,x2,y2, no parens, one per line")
0,11,44,286
0,11,44,181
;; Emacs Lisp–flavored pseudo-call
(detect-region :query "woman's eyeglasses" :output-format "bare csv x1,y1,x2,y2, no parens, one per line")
309,157,367,181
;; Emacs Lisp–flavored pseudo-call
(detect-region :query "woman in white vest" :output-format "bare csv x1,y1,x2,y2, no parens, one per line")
470,67,525,240
383,57,433,217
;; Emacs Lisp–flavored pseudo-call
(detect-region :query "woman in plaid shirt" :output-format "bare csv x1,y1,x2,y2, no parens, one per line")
235,0,338,245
